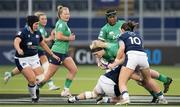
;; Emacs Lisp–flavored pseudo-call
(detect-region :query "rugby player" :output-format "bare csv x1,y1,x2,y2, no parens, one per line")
13,15,59,103
40,5,78,97
4,11,59,91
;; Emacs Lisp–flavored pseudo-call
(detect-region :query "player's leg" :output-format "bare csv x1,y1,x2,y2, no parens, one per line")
150,69,172,93
41,63,59,83
4,67,20,84
68,77,101,103
95,75,119,104
116,66,133,105
39,55,59,90
61,57,78,96
21,66,38,103
141,68,167,104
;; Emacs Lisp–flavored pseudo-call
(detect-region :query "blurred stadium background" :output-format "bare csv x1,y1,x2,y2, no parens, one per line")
0,0,180,105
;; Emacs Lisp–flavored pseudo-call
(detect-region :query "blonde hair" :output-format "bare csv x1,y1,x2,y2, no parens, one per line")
57,5,68,19
34,11,46,19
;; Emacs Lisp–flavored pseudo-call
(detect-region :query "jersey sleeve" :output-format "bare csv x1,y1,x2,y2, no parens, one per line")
38,32,43,43
56,23,66,33
98,27,106,41
15,31,24,40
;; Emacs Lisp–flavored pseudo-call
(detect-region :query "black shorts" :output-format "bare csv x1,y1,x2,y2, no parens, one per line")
49,52,69,65
38,50,46,57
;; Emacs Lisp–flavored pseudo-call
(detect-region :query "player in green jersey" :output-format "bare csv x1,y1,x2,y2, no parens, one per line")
40,5,78,97
4,12,59,91
98,9,125,43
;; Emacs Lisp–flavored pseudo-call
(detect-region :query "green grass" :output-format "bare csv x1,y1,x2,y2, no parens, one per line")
0,65,180,95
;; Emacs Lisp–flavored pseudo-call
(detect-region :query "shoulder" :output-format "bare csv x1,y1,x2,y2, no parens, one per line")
102,23,110,29
56,20,67,29
117,20,126,23
17,27,28,35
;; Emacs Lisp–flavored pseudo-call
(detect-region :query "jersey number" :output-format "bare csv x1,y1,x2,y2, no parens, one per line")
129,37,141,45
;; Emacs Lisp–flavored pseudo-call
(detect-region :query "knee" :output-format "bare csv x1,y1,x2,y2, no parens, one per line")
36,74,45,83
70,67,78,75
28,77,36,85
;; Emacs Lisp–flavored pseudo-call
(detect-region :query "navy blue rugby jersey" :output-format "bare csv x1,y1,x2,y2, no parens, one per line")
15,27,43,57
118,31,145,53
104,65,122,85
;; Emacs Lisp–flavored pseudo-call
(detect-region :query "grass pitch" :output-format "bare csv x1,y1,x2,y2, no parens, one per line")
0,65,180,95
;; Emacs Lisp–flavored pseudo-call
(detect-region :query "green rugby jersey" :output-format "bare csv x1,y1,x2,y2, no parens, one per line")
51,19,71,54
98,20,125,43
103,42,119,62
37,23,48,50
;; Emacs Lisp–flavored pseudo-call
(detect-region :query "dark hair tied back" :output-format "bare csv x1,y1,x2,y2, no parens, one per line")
121,20,138,31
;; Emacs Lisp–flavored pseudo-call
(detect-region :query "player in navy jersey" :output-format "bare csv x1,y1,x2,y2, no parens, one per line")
14,15,59,103
4,11,59,91
108,21,167,105
68,65,127,104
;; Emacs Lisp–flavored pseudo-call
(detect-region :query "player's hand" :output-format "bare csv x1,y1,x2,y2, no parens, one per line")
107,63,114,70
52,54,60,62
69,33,75,41
17,49,24,55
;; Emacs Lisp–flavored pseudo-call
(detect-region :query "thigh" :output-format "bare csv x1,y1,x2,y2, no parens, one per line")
33,66,44,76
21,66,36,82
141,68,151,81
95,75,116,97
119,66,134,84
63,57,78,72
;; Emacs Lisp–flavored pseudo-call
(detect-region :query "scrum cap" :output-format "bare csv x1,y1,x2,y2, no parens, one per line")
105,9,117,18
27,15,39,29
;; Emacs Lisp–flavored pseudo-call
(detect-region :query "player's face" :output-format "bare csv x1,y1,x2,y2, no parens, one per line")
39,15,47,27
60,8,70,22
107,16,117,26
92,50,105,58
32,22,39,31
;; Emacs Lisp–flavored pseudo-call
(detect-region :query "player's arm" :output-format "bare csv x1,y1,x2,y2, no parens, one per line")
56,32,75,41
108,41,125,69
14,34,24,55
40,39,60,61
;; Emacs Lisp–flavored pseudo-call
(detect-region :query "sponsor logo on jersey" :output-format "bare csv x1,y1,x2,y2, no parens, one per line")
36,35,39,38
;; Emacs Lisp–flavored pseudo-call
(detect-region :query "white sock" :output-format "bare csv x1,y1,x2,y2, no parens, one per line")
158,94,164,99
122,91,129,100
42,61,49,74
102,97,110,103
28,84,37,99
42,61,55,87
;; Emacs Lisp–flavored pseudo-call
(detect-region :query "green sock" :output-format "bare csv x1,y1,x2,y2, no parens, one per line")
157,74,168,83
155,91,163,98
11,72,14,76
64,79,72,88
